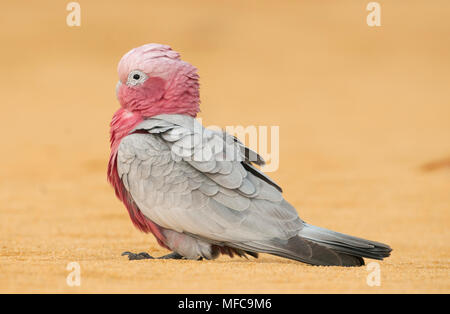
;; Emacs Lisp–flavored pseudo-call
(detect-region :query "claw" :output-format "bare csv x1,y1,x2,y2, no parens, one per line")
121,251,154,260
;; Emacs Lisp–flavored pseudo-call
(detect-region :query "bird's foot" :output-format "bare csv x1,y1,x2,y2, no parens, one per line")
121,251,154,260
121,251,185,260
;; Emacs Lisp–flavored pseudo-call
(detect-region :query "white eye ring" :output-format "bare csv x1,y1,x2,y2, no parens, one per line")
127,70,148,86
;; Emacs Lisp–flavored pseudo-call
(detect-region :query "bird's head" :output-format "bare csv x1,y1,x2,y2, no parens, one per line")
116,43,200,118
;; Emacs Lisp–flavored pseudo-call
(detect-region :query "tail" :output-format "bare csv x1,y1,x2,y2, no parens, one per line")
264,223,392,267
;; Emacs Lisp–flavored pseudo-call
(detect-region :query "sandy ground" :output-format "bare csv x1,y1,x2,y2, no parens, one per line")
0,1,449,293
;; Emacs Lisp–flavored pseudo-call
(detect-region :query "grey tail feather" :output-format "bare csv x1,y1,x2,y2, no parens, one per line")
232,236,365,267
218,225,391,267
295,223,392,265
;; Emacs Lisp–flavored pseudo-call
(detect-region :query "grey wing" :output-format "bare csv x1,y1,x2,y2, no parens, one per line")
118,114,303,251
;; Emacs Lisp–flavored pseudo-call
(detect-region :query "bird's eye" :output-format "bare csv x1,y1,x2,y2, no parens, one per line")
127,70,148,86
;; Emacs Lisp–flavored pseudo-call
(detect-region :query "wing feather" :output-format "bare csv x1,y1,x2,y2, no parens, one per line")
117,114,302,247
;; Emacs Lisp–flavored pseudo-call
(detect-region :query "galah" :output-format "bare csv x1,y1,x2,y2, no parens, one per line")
108,43,392,266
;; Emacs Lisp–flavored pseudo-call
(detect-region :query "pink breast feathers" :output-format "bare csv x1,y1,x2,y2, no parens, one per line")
107,108,169,249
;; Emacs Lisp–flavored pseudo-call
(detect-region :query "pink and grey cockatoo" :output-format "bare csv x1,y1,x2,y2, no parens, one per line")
108,43,391,266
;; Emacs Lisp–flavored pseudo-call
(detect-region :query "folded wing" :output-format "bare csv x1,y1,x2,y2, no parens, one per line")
117,114,302,245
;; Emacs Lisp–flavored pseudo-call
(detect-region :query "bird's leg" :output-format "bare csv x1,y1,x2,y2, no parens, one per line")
157,252,184,260
121,251,184,260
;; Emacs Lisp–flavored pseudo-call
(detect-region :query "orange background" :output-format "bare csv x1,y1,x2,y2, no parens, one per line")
0,0,449,293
